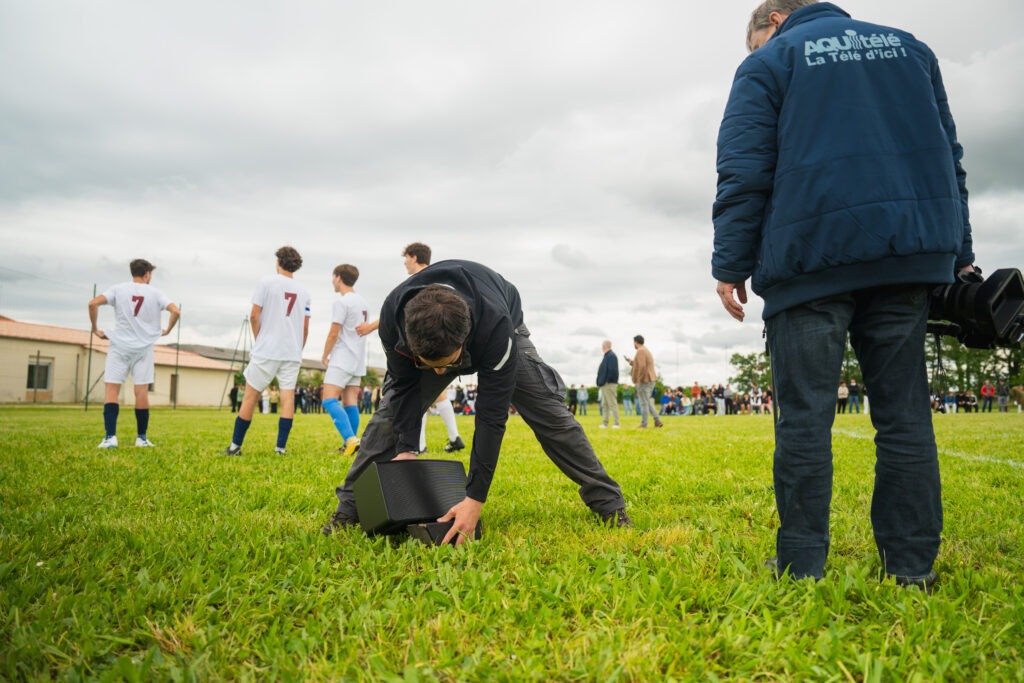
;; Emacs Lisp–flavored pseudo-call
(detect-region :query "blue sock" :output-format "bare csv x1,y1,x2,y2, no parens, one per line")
135,408,149,439
276,417,293,449
232,417,251,447
344,405,360,436
323,398,354,440
103,403,119,438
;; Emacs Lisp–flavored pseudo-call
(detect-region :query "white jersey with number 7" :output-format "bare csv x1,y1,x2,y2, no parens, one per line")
250,274,311,361
102,281,172,350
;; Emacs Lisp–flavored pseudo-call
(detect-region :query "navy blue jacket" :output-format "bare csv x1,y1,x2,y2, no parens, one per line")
712,3,973,319
596,350,618,387
379,260,522,503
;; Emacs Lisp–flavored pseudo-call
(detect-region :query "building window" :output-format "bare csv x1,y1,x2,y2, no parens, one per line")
27,359,53,390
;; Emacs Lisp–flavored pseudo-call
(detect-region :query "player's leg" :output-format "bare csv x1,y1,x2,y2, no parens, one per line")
131,347,156,446
273,362,301,454
100,383,122,448
99,347,129,448
322,382,355,440
436,390,464,452
225,360,272,454
342,383,362,437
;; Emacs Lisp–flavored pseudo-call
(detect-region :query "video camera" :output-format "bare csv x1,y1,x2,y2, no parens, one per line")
927,268,1024,349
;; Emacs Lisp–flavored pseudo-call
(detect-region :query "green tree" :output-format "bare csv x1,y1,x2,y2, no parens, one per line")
362,367,382,388
728,352,772,393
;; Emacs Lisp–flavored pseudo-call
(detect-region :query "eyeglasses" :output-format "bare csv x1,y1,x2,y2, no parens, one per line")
413,348,464,371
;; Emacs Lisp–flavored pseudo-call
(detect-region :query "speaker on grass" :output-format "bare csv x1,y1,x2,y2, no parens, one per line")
352,459,468,535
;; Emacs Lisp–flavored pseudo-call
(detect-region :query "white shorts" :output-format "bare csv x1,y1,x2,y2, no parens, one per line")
105,345,155,385
244,358,301,391
323,366,362,388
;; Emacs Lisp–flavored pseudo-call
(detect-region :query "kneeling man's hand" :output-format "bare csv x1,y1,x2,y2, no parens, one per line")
439,497,483,547
391,452,419,461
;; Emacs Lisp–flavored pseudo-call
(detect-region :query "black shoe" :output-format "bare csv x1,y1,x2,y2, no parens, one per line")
599,508,634,528
223,445,242,456
444,436,466,453
892,570,939,593
321,510,360,536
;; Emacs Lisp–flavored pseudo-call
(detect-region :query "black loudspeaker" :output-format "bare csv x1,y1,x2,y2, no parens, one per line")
352,459,468,535
407,520,483,546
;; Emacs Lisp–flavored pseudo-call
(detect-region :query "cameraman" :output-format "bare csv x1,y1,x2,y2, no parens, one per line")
713,1,974,589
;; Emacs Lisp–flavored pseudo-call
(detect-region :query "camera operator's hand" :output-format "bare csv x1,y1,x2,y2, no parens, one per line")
958,265,976,274
438,497,483,547
717,280,748,322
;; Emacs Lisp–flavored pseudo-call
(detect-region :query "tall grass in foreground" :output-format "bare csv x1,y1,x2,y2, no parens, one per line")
1,406,1022,681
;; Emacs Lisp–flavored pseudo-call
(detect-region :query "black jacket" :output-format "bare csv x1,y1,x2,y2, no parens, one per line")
596,350,618,387
378,260,523,502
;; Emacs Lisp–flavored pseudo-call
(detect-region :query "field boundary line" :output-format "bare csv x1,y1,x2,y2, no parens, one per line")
832,427,1024,470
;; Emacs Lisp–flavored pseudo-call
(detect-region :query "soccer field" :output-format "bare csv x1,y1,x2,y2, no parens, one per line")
1,406,1022,680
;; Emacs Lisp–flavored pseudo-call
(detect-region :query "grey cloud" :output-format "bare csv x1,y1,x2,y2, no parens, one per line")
551,244,591,269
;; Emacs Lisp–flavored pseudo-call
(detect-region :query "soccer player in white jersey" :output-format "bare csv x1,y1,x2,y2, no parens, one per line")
320,264,369,456
88,259,180,449
224,246,311,456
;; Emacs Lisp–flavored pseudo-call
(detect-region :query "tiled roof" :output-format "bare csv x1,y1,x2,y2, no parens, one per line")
0,316,231,371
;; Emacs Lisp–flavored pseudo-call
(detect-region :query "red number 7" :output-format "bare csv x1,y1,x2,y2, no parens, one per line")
284,292,297,316
132,295,145,316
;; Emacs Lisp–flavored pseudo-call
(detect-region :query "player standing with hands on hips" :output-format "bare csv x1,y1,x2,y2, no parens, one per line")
88,259,180,449
712,1,974,590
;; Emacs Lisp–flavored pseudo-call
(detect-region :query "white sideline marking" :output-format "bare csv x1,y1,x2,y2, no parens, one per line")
832,428,1024,470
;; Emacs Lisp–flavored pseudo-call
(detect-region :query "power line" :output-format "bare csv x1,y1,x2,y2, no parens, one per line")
0,265,92,291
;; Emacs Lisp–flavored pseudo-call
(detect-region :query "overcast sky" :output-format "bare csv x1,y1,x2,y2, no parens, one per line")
2,1,1023,388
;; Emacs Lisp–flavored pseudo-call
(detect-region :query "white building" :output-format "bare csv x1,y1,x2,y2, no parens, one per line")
0,316,233,406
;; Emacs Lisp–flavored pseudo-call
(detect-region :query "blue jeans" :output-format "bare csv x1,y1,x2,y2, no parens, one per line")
767,284,941,580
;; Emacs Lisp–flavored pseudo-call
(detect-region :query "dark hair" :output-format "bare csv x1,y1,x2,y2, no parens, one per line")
404,285,471,360
276,246,303,273
130,259,156,277
333,264,359,287
402,242,432,266
634,334,645,345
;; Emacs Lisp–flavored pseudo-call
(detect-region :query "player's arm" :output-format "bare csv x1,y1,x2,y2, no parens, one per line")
355,319,379,336
249,304,262,339
88,294,109,339
162,303,181,336
302,314,310,349
322,322,341,367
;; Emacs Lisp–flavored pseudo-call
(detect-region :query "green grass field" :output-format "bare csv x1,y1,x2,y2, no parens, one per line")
1,406,1022,681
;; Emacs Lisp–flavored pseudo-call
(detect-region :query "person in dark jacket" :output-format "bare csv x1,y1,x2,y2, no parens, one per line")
322,260,632,543
596,340,620,428
712,1,976,590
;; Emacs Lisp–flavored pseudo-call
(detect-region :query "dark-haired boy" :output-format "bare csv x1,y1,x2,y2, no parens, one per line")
224,246,311,456
321,264,369,456
88,259,180,448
